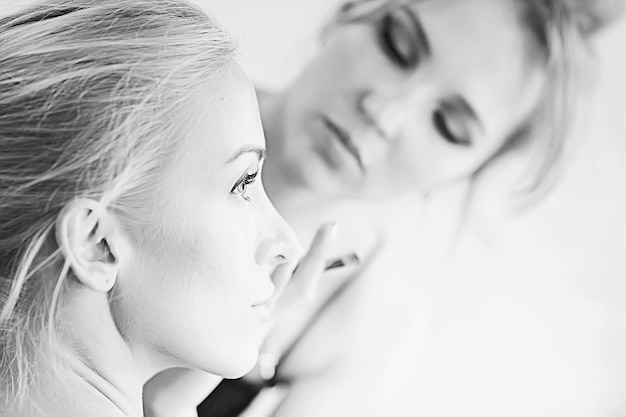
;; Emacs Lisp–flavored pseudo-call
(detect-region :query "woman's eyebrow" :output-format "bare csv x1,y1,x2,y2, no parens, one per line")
225,146,266,165
402,5,431,58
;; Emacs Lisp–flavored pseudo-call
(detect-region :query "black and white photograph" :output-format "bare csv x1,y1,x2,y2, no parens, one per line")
1,0,625,416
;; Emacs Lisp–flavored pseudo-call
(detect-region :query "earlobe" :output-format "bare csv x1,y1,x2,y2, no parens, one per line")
55,198,121,293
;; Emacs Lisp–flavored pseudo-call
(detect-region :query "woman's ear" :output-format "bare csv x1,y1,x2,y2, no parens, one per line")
55,198,123,292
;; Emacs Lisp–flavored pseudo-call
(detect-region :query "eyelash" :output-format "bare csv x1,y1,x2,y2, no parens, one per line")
432,109,470,147
231,170,258,202
378,10,420,70
377,11,471,147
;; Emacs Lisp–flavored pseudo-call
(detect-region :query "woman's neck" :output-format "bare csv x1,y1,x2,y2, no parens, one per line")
29,291,153,417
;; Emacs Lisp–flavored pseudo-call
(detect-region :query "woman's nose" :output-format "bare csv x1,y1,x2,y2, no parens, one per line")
356,90,406,140
254,201,300,272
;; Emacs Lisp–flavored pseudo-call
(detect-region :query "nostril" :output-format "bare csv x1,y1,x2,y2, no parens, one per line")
256,241,297,270
357,90,395,141
275,254,287,266
356,90,374,122
256,209,301,268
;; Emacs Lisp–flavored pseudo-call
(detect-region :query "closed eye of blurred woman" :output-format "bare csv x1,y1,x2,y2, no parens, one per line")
433,101,474,147
377,7,426,70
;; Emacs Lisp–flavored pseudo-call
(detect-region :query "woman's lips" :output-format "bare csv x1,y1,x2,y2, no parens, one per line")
251,281,274,322
321,116,365,173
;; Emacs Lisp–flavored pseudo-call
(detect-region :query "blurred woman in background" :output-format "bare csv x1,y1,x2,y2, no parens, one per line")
255,1,626,416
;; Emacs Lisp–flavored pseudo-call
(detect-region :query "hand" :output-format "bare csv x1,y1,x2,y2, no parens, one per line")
269,221,339,311
249,222,350,383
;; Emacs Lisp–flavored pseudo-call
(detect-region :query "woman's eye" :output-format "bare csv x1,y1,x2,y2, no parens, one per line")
231,171,258,201
432,109,471,147
378,10,420,70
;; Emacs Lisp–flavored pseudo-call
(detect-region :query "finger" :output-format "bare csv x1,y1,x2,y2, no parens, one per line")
268,221,338,311
306,221,339,261
267,259,298,310
291,221,338,301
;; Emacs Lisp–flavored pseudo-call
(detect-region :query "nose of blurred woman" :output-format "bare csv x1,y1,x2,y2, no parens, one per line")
357,89,406,141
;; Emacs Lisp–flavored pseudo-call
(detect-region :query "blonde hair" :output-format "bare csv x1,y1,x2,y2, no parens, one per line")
0,0,236,408
326,0,621,200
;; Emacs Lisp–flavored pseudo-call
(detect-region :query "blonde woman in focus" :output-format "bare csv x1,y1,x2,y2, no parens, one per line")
0,1,344,415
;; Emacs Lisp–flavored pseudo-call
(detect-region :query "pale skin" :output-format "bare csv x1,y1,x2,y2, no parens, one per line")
144,0,548,414
143,219,343,417
16,61,306,417
145,0,624,416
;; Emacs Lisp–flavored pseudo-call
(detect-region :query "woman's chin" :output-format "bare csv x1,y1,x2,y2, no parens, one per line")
218,361,257,380
204,347,259,379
